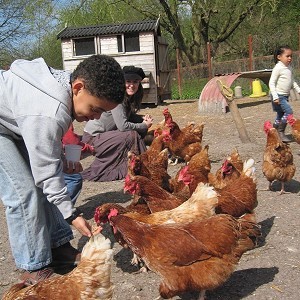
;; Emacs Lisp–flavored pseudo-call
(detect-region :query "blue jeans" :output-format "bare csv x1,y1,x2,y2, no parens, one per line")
64,173,82,205
271,94,293,124
0,134,73,271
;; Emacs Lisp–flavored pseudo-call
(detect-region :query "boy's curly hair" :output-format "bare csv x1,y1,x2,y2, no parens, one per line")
71,55,125,104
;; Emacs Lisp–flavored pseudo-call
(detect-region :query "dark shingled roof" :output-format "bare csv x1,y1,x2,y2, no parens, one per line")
57,19,160,39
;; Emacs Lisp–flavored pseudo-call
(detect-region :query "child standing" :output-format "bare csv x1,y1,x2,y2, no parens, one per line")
269,45,300,143
0,55,125,284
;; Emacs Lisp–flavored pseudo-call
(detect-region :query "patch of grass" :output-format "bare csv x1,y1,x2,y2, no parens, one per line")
229,78,269,97
171,78,208,100
171,77,271,100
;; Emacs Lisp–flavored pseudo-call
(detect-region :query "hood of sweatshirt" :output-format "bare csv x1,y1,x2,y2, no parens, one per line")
10,58,71,108
0,58,75,218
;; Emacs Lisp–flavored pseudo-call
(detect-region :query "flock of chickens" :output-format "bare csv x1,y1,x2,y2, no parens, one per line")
4,107,300,300
94,107,261,300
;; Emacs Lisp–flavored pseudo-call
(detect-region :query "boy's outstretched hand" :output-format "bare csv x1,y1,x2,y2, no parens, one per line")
71,216,94,237
63,159,83,173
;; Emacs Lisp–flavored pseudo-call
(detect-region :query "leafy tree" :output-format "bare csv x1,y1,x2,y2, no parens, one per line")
58,0,143,28
117,0,280,65
0,0,63,67
217,0,300,63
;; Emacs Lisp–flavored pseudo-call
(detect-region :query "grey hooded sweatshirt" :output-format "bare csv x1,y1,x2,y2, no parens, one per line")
0,58,75,219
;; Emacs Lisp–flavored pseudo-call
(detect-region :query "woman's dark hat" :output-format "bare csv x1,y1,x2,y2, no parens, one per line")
123,66,145,81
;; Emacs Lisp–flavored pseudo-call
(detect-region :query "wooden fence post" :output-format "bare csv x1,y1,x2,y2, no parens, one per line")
217,80,251,143
207,42,212,80
298,25,300,52
248,34,253,71
176,48,182,98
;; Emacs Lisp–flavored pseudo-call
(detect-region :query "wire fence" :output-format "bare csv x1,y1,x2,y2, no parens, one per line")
170,51,300,100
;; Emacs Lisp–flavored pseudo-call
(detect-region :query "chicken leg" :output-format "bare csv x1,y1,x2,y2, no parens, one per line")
198,290,207,300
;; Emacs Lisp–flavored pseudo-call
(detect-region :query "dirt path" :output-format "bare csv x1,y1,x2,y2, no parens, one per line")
1,98,300,299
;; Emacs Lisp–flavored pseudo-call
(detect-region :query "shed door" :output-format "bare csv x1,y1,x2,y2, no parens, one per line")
157,36,171,101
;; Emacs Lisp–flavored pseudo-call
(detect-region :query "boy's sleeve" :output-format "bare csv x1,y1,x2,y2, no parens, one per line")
17,115,75,219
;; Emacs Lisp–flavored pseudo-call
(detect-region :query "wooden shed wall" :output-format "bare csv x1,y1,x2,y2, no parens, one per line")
60,32,167,104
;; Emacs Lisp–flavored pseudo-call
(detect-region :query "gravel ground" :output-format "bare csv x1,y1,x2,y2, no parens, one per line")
1,97,300,299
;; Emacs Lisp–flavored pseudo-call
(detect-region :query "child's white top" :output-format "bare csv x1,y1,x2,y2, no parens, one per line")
269,61,300,100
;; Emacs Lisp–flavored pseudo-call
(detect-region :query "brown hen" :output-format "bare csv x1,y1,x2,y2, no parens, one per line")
96,183,218,271
108,213,260,300
287,114,300,144
208,148,244,189
179,157,257,218
162,108,203,163
2,234,114,300
216,158,258,217
128,147,171,192
175,145,211,197
124,174,185,212
262,120,296,194
96,183,218,227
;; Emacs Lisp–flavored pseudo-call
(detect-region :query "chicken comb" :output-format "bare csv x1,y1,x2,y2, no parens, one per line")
162,129,172,142
163,108,173,124
221,159,230,172
123,174,132,192
128,152,137,168
108,208,119,220
94,207,101,225
162,107,169,114
263,120,273,134
123,174,138,194
178,165,190,181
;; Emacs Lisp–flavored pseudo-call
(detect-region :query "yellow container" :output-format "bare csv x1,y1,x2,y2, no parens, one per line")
250,79,267,98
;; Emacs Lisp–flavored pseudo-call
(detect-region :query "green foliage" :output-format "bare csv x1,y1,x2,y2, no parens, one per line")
171,78,208,100
58,0,143,28
2,0,300,75
29,33,63,68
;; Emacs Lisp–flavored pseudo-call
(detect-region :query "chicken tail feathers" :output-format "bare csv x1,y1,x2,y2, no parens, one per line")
81,233,113,260
192,182,218,200
236,213,261,255
80,233,114,299
242,158,256,181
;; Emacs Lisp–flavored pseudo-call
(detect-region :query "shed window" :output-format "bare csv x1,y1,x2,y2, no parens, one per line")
73,37,95,56
117,32,140,53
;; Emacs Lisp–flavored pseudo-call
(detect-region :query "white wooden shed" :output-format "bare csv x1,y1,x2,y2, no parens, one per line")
57,19,171,105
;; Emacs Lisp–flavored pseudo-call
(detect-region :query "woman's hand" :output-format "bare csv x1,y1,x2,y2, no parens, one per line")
143,114,153,128
273,99,280,104
143,114,152,120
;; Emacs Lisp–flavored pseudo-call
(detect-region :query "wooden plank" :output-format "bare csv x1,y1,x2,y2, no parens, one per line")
217,80,251,143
